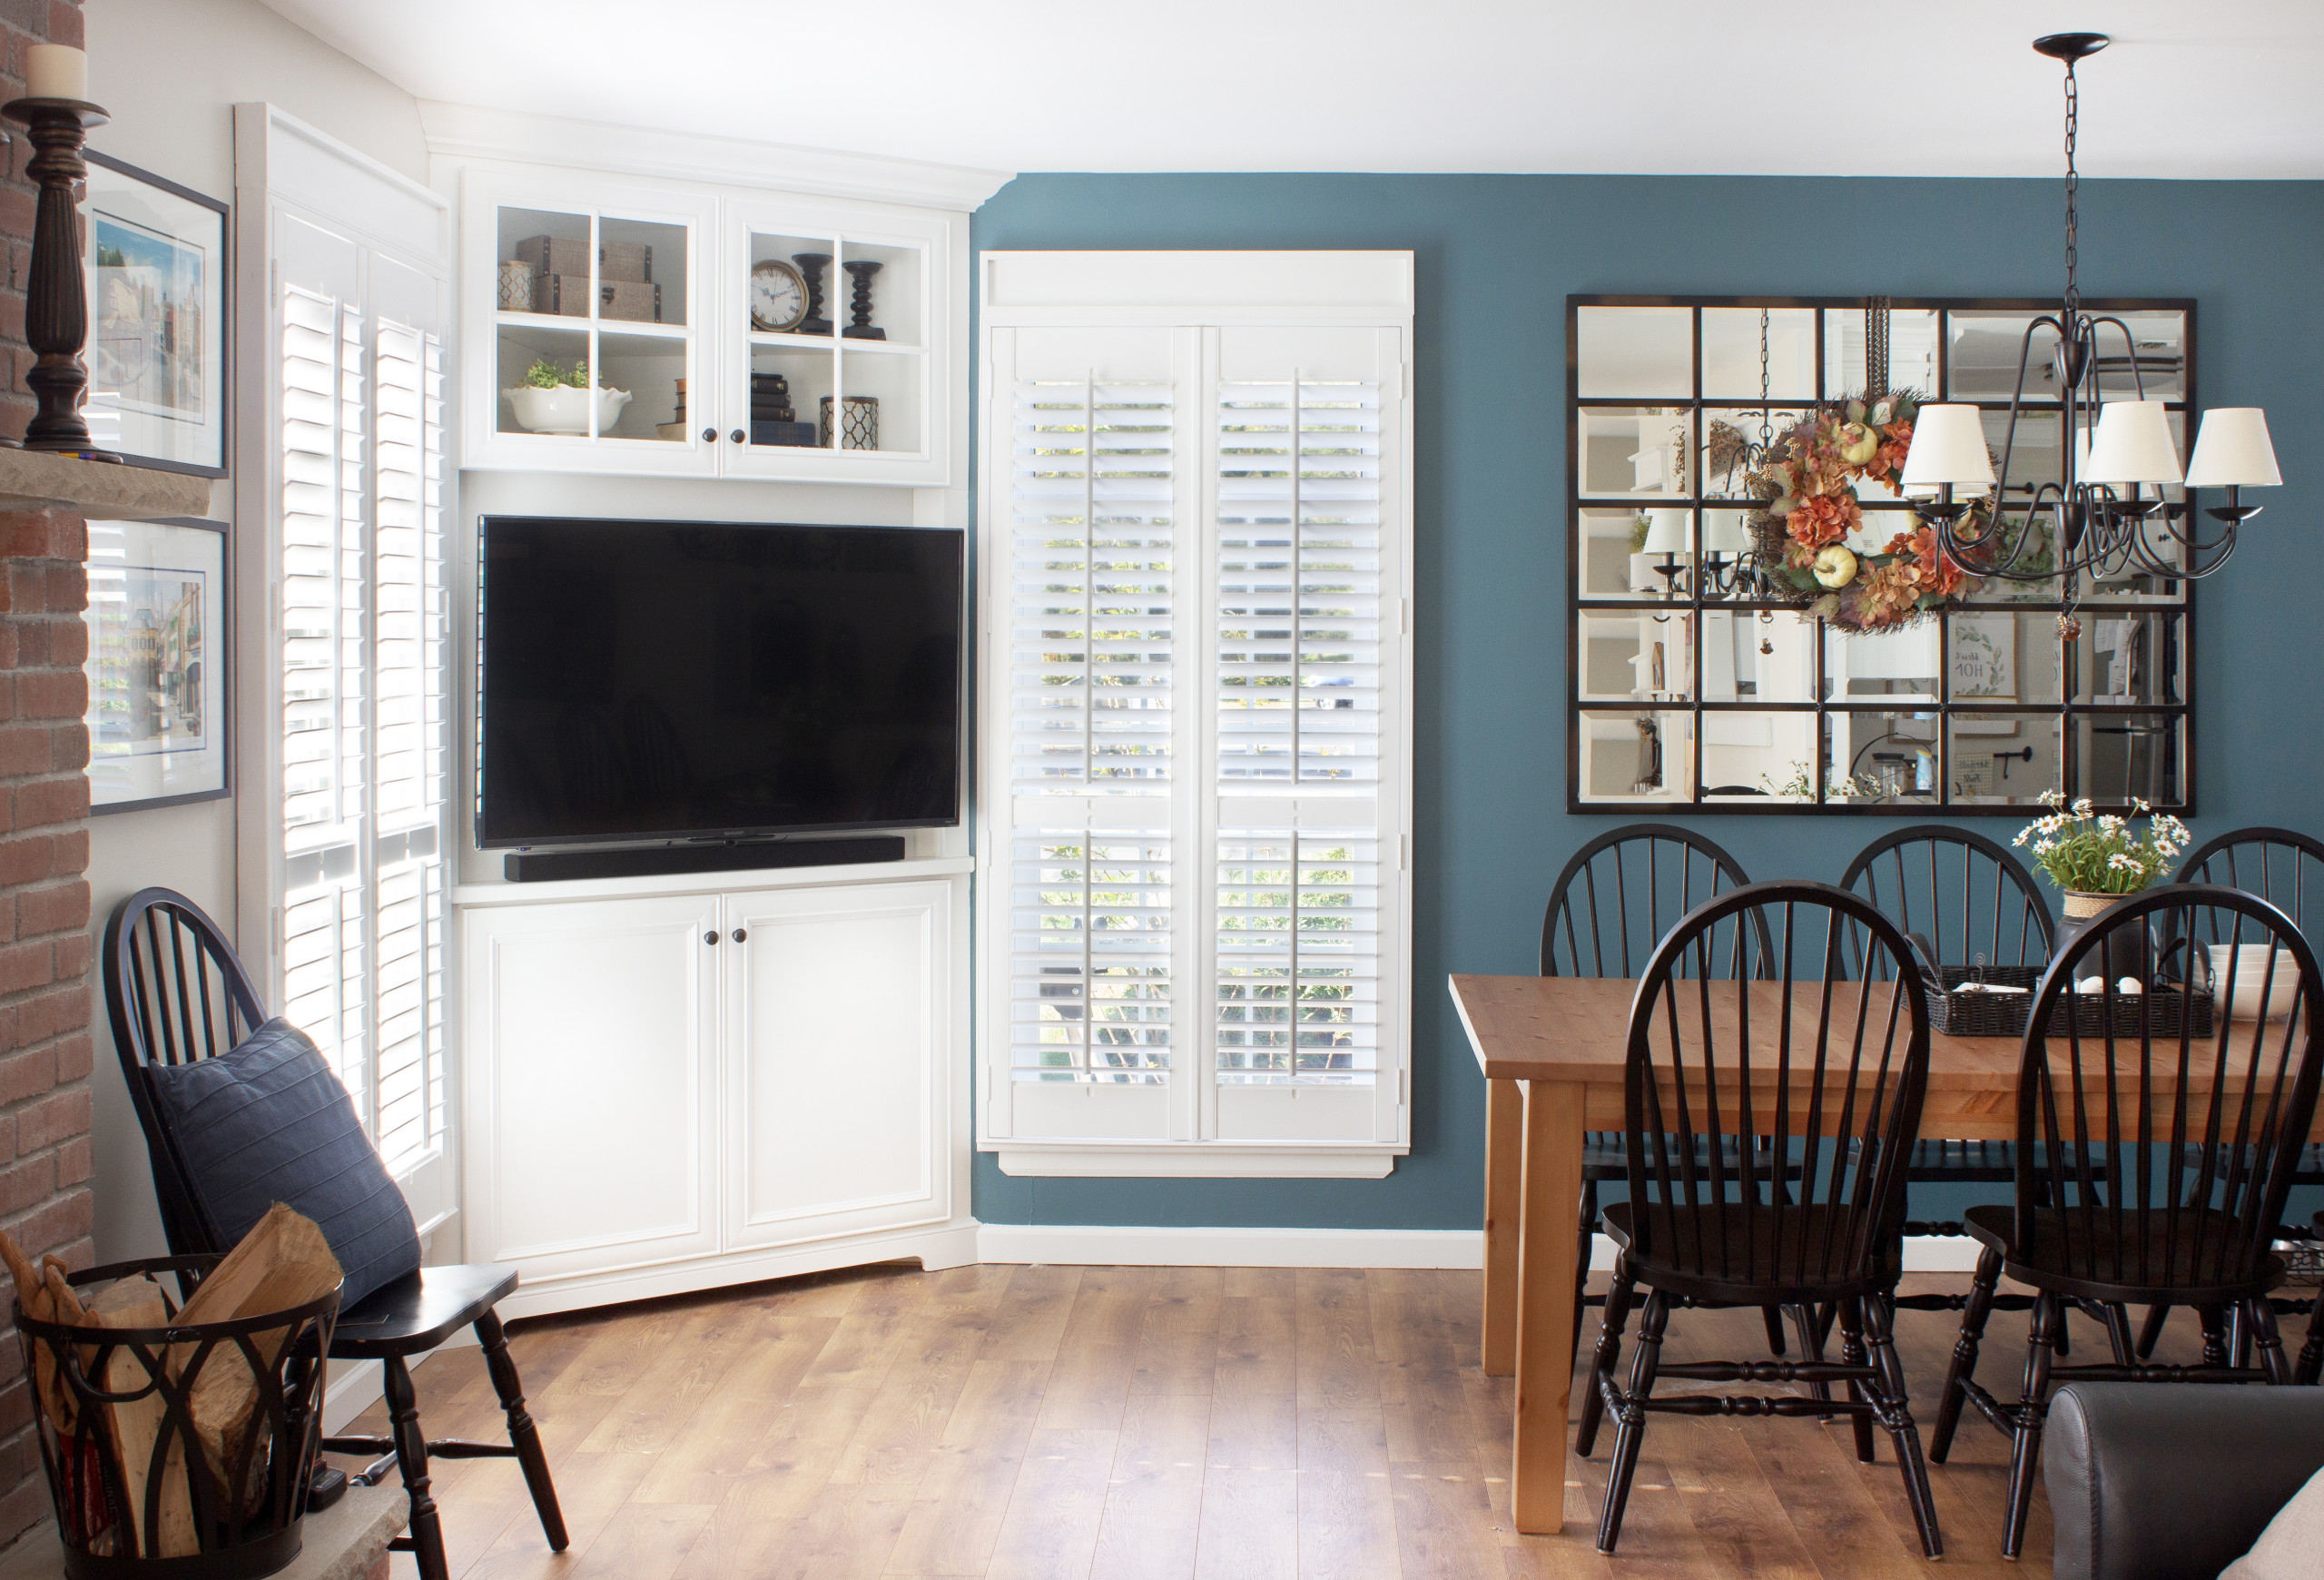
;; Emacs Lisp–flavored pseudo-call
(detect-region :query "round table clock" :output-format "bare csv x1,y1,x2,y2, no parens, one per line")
751,258,809,332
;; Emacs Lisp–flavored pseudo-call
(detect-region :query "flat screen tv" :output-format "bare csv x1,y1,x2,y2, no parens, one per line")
477,516,963,849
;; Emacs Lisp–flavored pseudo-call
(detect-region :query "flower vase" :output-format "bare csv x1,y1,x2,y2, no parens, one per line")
2053,889,2152,988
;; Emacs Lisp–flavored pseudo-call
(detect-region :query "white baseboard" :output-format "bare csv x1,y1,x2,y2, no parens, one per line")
974,1223,1988,1274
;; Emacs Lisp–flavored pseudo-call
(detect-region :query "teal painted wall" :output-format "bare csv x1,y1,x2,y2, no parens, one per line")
967,173,2324,1230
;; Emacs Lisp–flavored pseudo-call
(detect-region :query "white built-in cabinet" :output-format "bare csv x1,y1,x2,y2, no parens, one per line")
457,864,971,1318
455,164,955,486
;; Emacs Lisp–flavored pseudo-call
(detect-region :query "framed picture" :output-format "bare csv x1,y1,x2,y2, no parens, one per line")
1950,613,2018,701
82,153,227,476
84,518,228,813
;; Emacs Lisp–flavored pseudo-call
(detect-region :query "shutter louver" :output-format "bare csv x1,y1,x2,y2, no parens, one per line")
1215,376,1384,1086
1008,378,1177,1083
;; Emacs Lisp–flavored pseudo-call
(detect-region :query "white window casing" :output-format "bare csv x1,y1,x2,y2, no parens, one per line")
980,253,1414,1179
235,105,458,1232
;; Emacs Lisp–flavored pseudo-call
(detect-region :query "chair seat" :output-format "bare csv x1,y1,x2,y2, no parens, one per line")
1601,1200,1892,1303
327,1263,519,1358
1962,1203,2287,1305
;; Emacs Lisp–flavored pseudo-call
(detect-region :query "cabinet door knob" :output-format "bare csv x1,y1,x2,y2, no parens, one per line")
731,928,747,943
731,428,746,444
701,427,717,443
704,930,719,946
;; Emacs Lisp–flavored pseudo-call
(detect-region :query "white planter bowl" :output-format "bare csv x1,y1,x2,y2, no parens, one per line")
503,384,632,435
2209,943,2302,1021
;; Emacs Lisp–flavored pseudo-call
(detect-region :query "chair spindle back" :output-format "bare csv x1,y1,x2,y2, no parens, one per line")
1624,881,1931,1288
102,888,271,1259
1837,824,2053,977
1542,825,1759,979
2015,884,2324,1291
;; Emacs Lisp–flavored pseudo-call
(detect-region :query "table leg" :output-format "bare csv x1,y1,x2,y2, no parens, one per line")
1512,1077,1586,1536
1482,1076,1522,1376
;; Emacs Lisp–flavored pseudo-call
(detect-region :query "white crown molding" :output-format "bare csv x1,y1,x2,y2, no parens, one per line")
975,1227,1989,1273
418,100,1013,212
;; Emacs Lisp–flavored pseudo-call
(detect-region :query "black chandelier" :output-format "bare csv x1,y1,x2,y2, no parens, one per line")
1902,32,2280,586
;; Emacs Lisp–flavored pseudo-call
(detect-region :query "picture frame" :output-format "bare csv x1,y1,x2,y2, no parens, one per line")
82,152,228,476
1950,612,2018,701
84,517,229,813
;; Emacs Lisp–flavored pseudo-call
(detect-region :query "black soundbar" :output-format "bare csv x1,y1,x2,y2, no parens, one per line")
504,835,907,884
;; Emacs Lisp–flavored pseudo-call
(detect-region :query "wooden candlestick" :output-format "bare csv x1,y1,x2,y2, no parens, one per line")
2,96,114,459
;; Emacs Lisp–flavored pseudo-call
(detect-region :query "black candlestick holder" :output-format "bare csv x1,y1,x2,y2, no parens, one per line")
792,252,834,337
2,97,111,458
842,260,884,341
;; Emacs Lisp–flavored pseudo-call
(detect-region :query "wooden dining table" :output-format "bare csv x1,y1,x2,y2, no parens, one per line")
1449,971,2316,1537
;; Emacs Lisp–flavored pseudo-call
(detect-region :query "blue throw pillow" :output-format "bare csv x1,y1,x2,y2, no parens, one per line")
145,1016,421,1309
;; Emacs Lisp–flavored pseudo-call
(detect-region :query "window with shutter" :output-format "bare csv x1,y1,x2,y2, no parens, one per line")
980,256,1413,1178
239,109,455,1222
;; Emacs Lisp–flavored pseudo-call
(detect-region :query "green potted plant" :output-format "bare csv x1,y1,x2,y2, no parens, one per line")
2014,789,2188,976
502,356,632,436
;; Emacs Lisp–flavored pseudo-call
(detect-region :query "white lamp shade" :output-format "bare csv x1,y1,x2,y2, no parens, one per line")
2083,399,2182,487
1701,512,1748,554
1899,404,1995,489
2184,408,2281,489
1642,509,1690,555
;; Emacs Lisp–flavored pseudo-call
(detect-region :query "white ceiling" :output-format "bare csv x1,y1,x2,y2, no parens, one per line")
255,0,2324,179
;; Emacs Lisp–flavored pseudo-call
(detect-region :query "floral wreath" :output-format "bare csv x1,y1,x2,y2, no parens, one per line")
1737,392,1989,635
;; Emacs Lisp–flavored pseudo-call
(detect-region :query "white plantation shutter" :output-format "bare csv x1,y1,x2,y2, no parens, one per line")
981,266,1411,1174
368,263,449,1170
1007,373,1177,1084
999,329,1191,1141
243,123,454,1220
1214,366,1385,1093
276,225,369,1102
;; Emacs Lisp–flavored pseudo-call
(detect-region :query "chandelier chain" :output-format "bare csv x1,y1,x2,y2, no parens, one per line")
1758,309,1771,444
2063,57,2080,316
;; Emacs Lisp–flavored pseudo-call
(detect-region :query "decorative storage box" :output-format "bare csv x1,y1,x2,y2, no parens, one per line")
533,275,664,322
1923,964,2216,1041
512,235,653,284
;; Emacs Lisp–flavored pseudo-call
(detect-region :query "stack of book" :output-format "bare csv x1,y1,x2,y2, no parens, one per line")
752,371,815,448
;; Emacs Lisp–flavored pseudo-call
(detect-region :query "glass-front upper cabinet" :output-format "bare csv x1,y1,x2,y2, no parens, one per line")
718,195,944,483
458,170,954,485
461,171,718,476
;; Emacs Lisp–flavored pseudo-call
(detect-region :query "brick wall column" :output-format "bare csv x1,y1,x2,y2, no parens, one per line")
0,1,94,1547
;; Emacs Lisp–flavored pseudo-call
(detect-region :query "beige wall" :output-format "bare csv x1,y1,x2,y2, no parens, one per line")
83,0,425,1262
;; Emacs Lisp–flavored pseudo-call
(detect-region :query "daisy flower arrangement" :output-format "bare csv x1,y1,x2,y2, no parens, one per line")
2012,789,2189,896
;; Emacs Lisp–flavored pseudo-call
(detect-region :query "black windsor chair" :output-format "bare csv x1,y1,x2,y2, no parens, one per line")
103,889,569,1580
2131,828,2324,1364
1572,882,1942,1558
1837,826,2097,1337
1540,825,1788,1361
1928,884,2324,1559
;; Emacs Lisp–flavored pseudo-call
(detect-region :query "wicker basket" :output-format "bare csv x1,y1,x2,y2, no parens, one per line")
1922,965,2216,1041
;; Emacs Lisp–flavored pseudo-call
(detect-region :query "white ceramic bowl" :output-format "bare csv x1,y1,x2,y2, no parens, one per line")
2208,943,2301,1021
502,384,632,435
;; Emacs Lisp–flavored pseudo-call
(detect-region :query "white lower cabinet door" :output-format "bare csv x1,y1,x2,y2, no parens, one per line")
722,880,950,1249
464,893,723,1279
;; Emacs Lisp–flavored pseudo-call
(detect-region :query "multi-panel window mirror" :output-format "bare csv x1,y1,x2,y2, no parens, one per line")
1567,296,2195,815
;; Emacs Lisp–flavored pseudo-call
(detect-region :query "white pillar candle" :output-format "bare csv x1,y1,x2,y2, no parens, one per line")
25,44,87,102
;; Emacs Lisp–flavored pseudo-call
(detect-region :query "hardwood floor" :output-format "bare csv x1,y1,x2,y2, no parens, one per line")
345,1265,2218,1578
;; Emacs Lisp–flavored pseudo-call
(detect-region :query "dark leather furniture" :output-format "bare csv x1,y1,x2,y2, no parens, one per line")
2045,1382,2324,1580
